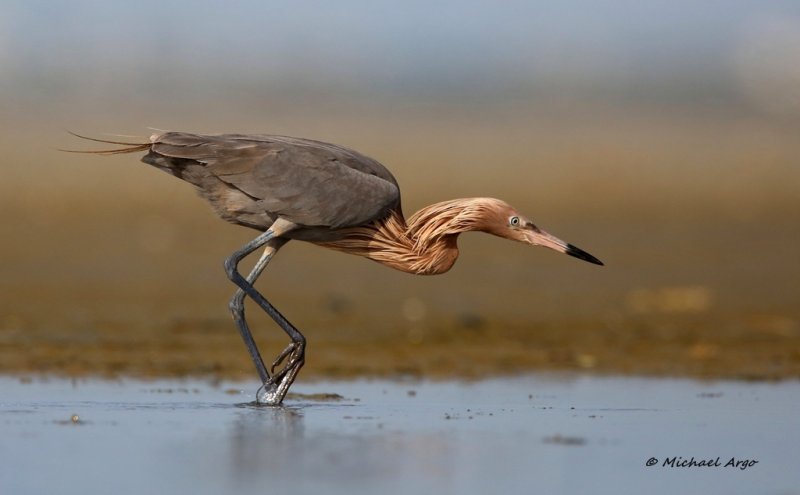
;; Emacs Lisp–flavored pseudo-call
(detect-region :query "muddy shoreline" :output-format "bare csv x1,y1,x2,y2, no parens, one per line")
3,310,798,381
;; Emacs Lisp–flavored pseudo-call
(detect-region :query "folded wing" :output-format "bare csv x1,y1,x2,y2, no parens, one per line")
144,132,401,229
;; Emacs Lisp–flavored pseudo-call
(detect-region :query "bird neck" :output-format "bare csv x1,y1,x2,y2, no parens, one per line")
317,198,496,275
406,197,499,240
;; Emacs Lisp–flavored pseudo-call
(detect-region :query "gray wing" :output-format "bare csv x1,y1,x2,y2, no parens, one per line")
144,132,401,229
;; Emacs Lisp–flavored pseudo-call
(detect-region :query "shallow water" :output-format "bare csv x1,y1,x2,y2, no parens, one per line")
1,375,797,494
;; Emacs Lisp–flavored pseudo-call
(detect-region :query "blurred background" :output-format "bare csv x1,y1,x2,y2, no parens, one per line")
1,0,799,380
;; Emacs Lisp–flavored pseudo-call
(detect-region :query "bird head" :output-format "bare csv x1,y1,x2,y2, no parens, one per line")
477,199,604,266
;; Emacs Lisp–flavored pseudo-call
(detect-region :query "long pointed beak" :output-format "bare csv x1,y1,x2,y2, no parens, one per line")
527,228,604,266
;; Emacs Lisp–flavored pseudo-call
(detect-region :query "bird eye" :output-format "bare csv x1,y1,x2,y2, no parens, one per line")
509,216,520,227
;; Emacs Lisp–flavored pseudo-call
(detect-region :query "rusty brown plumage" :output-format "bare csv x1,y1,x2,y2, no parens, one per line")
318,198,518,275
67,131,603,405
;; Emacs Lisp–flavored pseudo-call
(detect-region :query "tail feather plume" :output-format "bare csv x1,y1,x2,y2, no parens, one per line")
59,131,152,155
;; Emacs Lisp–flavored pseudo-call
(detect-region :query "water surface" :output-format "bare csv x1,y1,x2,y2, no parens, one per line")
1,375,796,494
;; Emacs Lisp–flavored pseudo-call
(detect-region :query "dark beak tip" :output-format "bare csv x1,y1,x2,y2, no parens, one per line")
566,244,604,266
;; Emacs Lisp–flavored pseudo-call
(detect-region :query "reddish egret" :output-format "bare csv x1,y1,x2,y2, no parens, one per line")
68,131,603,405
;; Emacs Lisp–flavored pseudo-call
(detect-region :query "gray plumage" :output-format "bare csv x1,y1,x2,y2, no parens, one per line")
143,132,401,240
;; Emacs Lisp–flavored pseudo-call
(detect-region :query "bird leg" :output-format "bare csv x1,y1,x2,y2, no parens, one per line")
231,239,305,387
228,238,287,384
224,219,307,406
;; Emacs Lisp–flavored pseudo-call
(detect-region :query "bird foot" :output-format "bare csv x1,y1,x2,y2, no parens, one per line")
255,342,305,406
270,341,305,381
256,381,282,406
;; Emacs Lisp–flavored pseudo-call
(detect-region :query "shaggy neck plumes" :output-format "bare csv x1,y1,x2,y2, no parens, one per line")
316,198,506,275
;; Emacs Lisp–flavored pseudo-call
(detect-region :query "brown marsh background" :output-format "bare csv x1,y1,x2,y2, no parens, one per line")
1,1,799,380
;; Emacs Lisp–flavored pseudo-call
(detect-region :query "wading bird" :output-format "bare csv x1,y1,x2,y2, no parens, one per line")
68,131,603,405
